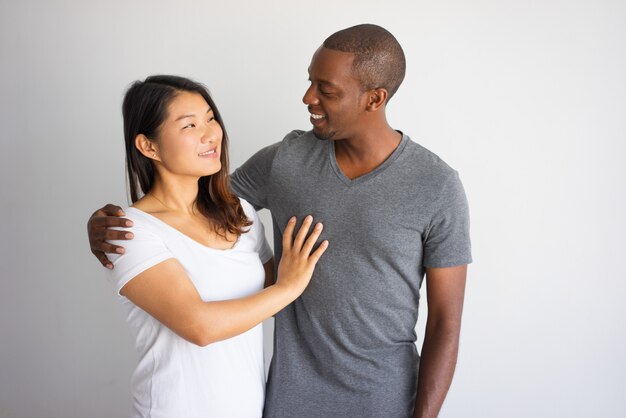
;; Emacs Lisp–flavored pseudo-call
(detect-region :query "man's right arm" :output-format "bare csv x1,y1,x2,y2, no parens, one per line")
87,204,134,268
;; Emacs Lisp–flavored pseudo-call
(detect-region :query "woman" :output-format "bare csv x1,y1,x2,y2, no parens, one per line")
106,75,327,417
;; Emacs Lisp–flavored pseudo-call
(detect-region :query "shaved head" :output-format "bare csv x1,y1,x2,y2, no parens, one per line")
323,24,406,101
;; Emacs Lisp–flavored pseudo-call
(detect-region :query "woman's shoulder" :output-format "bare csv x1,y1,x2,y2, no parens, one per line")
236,197,267,237
122,207,168,233
237,197,256,217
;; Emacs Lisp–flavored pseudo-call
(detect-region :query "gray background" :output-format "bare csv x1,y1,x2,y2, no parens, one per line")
1,1,625,417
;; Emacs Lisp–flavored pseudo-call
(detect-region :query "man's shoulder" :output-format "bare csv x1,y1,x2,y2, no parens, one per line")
266,129,322,163
249,130,315,162
280,129,318,149
282,129,308,142
401,135,459,180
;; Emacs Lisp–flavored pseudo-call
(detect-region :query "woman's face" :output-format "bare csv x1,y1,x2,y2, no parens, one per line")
153,91,223,179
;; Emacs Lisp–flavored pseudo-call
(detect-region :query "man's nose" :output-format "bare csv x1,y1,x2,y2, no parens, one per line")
302,84,319,105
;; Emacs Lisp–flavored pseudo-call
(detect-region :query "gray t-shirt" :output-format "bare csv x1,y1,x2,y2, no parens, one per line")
231,130,472,418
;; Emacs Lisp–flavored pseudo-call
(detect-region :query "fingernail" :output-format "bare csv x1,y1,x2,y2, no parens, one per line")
289,216,296,223
125,220,134,227
116,248,125,254
106,264,113,269
125,233,134,239
305,215,313,222
315,223,323,230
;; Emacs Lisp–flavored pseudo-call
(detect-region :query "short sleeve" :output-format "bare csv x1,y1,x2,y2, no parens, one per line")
240,199,274,264
254,217,273,264
423,171,472,268
106,211,173,296
230,142,281,210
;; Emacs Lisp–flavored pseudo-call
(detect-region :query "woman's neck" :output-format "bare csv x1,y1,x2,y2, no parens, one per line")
147,175,199,215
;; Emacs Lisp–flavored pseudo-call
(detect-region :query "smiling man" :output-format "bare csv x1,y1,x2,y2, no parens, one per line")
88,24,471,418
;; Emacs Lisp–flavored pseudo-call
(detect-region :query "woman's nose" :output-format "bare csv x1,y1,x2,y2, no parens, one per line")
202,122,220,143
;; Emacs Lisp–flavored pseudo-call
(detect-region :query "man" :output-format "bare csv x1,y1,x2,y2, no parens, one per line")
88,24,471,418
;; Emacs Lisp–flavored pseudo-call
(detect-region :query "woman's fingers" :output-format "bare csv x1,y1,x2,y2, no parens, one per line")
282,216,297,252
284,215,328,262
301,222,323,255
292,215,313,250
308,240,329,264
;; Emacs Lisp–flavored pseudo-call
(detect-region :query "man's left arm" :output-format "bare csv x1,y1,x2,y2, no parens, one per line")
413,264,467,418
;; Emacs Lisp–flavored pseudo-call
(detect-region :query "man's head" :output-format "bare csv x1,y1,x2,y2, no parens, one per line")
303,24,406,141
323,24,406,101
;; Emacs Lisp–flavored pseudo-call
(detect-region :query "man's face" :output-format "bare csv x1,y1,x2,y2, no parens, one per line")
303,47,369,141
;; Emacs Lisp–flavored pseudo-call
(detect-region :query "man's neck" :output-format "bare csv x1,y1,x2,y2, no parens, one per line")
334,127,402,180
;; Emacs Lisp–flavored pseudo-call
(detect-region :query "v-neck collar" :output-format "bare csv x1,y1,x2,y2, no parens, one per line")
328,133,409,186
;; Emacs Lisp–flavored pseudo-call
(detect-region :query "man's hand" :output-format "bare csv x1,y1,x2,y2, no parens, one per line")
87,204,134,269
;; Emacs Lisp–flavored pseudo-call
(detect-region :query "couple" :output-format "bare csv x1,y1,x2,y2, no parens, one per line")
88,24,472,418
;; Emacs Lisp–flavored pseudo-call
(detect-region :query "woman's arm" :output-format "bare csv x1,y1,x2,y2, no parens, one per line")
120,216,326,346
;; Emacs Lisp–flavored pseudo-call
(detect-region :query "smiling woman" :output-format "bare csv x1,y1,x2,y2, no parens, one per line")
103,75,328,418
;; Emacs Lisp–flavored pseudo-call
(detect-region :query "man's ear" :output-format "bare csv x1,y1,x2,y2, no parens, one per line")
135,134,160,161
366,88,389,112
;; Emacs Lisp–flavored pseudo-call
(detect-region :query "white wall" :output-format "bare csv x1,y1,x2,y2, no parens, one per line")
1,1,624,417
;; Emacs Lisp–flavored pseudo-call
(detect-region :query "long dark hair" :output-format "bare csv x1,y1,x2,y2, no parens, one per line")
122,75,251,237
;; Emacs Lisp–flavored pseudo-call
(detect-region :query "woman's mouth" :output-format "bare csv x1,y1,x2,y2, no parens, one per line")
198,149,217,157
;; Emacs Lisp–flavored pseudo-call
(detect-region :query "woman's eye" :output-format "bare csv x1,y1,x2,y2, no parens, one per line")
183,123,195,129
208,116,215,123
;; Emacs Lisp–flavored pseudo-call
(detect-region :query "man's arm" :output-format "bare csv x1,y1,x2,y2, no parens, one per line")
413,264,467,418
87,204,134,268
263,258,276,288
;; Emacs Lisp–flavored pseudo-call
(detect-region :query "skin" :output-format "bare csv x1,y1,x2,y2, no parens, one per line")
89,47,467,417
303,47,403,179
103,91,328,347
414,265,467,418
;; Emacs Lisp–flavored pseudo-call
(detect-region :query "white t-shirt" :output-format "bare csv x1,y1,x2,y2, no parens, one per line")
107,199,273,418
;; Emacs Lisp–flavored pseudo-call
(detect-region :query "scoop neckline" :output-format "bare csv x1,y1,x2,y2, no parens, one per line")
127,207,242,252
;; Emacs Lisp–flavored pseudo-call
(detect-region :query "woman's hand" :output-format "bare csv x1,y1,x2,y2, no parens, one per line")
275,216,328,298
113,215,328,346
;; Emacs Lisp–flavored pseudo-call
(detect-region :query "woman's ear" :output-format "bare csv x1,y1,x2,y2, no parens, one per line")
135,134,160,161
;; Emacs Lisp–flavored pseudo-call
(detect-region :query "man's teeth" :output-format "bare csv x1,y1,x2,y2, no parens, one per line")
310,113,325,120
199,150,215,156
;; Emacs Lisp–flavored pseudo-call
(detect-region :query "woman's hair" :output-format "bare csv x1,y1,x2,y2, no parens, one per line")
122,74,251,237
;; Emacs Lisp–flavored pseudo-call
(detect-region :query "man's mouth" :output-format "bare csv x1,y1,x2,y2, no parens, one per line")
310,113,325,120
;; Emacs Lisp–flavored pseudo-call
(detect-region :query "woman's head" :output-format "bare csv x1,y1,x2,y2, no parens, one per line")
122,75,250,236
122,75,228,201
